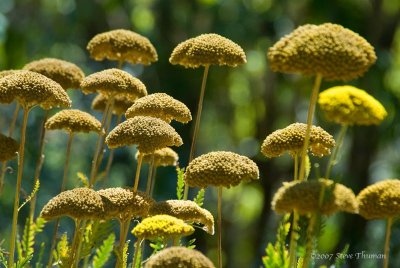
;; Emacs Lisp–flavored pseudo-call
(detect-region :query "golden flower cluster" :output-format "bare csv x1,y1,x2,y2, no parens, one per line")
91,94,134,116
268,23,376,81
140,147,179,167
149,200,214,235
318,86,387,126
0,134,19,162
170,33,246,68
105,116,183,154
87,29,158,65
272,179,358,215
357,179,400,219
184,151,259,189
0,70,22,79
23,58,85,90
132,214,194,240
261,123,335,158
45,109,102,134
144,246,215,268
0,71,71,110
125,93,192,124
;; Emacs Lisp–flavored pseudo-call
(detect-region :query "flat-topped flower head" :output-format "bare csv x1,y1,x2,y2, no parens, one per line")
0,70,23,79
318,85,387,126
272,179,358,215
80,68,147,99
0,70,71,110
0,134,19,162
149,200,214,235
125,93,192,123
184,151,259,189
139,147,179,167
268,23,376,81
40,187,104,220
170,33,246,68
45,109,102,134
87,29,158,65
144,247,215,268
357,179,400,219
105,116,183,154
261,123,335,158
132,214,194,240
23,58,85,90
92,94,135,116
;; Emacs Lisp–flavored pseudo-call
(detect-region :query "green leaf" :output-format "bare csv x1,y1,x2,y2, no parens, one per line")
187,238,196,249
193,189,205,207
334,244,350,268
18,179,40,211
77,172,89,187
80,220,114,258
35,242,45,268
176,167,185,200
93,233,116,268
53,233,71,268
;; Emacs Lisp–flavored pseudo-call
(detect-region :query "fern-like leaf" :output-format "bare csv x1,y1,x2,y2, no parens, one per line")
92,233,115,268
80,220,114,259
334,244,350,268
18,179,40,211
35,242,45,268
77,172,89,187
53,233,71,268
193,189,205,207
176,167,185,200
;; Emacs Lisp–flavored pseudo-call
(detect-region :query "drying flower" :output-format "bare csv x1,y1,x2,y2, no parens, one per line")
23,58,85,90
261,123,335,158
91,94,135,116
357,179,400,219
318,85,387,126
87,29,158,65
272,179,358,215
140,147,179,167
149,200,214,235
0,134,19,162
268,23,376,81
105,116,183,154
132,214,194,240
170,33,246,68
184,151,259,189
144,247,215,268
40,187,104,220
45,109,102,134
80,68,147,99
125,93,192,124
0,70,71,109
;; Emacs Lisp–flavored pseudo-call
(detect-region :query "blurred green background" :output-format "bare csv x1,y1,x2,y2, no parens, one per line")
0,0,400,267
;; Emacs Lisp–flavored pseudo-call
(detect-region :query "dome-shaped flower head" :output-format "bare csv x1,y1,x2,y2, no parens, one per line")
132,214,194,240
149,200,214,235
169,33,246,68
97,187,154,220
87,29,158,65
318,85,387,126
23,58,85,90
45,109,103,134
144,246,215,268
184,151,259,189
125,93,192,124
261,123,335,158
357,179,400,219
0,70,71,110
272,179,358,215
80,68,147,99
0,70,23,79
140,147,179,167
105,116,183,154
92,93,135,116
0,134,19,162
40,187,104,220
268,23,376,81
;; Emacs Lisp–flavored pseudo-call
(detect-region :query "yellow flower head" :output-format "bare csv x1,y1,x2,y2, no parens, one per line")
91,93,135,116
272,179,358,215
97,188,154,220
318,85,387,126
144,247,216,268
87,29,158,65
0,134,19,162
40,187,104,220
268,23,376,81
139,147,179,167
0,70,23,79
23,58,85,90
0,70,71,110
149,200,214,235
105,116,183,154
357,179,400,219
261,123,335,158
132,214,194,240
80,68,147,99
184,151,259,189
170,33,246,68
45,109,102,134
125,93,192,124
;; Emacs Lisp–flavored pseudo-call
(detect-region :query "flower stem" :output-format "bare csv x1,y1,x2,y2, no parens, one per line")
133,153,143,192
103,114,122,185
149,166,157,197
217,186,223,268
132,239,143,268
146,155,155,195
325,125,348,179
117,220,130,268
70,219,82,267
294,154,299,181
384,217,393,268
302,214,316,268
288,212,299,268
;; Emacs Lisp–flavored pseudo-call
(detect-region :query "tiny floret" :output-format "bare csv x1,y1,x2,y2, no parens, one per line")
45,109,102,133
92,94,135,116
0,134,19,162
140,147,179,167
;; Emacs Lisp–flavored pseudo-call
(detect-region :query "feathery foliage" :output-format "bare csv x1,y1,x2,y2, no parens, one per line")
92,233,115,268
176,167,185,200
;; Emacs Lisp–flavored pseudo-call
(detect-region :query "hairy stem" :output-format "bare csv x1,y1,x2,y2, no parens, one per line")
117,220,129,268
325,124,348,179
146,155,155,195
217,186,223,268
133,153,143,192
383,217,393,268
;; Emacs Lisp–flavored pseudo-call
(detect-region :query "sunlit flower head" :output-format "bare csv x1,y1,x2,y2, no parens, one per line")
45,109,102,134
0,134,19,162
91,93,135,116
139,147,179,167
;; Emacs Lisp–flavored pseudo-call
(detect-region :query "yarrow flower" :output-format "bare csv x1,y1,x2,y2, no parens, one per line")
45,109,103,134
318,85,387,126
261,123,335,158
0,134,19,162
92,94,135,116
268,23,376,81
139,147,179,167
0,70,23,79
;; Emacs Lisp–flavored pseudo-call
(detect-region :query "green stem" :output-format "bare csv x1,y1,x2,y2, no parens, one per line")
118,60,123,69
217,187,223,268
132,239,143,268
302,214,317,268
103,114,122,185
70,219,82,268
324,125,348,179
149,167,157,197
384,217,393,268
117,220,129,268
288,212,299,268
294,154,299,181
133,153,143,192
146,155,155,195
